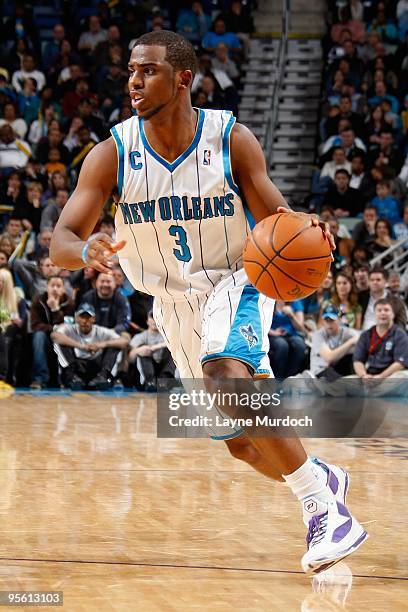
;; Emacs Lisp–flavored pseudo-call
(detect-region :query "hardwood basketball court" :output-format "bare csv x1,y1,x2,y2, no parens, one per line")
0,391,406,611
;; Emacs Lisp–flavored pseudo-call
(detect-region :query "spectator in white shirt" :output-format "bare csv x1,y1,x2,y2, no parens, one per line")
0,124,31,170
11,54,46,94
78,15,107,53
320,147,352,180
0,102,27,139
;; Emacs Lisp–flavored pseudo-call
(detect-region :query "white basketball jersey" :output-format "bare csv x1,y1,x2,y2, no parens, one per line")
111,109,252,300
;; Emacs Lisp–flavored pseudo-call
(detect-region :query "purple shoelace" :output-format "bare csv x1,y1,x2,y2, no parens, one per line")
306,513,328,549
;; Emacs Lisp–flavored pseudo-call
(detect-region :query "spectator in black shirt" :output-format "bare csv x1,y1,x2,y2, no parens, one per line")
322,169,363,217
368,129,404,174
352,205,378,247
81,271,131,335
325,95,366,139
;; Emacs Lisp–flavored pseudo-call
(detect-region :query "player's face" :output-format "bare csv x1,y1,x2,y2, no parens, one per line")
128,45,178,119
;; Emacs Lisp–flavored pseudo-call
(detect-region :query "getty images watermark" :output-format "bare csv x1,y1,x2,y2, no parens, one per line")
167,389,313,430
156,381,316,438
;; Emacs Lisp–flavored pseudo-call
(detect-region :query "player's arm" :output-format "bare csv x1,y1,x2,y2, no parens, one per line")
230,123,335,249
49,138,126,273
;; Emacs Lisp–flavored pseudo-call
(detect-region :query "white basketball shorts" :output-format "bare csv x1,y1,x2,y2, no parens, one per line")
153,268,275,439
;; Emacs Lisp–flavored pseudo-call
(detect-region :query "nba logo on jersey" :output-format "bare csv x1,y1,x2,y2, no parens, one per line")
203,149,211,165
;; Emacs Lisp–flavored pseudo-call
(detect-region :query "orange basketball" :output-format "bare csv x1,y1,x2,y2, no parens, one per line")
243,212,332,301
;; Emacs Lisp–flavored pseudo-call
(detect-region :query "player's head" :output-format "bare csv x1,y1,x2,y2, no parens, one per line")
129,31,197,119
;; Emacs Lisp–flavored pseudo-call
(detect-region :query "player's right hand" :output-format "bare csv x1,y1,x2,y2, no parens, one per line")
83,232,126,274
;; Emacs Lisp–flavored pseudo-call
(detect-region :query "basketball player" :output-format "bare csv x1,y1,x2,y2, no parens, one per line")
50,31,368,573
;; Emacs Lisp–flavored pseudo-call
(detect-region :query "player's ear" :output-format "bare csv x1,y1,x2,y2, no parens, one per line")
178,69,193,90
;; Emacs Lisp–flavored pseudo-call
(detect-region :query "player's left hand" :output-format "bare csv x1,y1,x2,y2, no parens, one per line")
276,207,336,251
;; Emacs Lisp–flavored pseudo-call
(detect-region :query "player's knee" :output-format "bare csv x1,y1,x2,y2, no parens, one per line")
203,358,250,381
225,437,259,464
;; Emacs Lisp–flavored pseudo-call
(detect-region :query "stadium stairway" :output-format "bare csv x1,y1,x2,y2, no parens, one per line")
239,38,323,203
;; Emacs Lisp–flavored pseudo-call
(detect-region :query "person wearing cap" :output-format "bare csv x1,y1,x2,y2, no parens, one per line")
310,304,359,380
51,303,129,391
30,275,75,389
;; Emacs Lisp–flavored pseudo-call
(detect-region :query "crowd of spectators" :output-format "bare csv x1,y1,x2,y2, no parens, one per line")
0,1,254,391
1,0,408,393
280,0,408,391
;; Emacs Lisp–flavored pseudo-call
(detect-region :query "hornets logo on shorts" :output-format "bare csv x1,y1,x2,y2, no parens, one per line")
239,324,259,350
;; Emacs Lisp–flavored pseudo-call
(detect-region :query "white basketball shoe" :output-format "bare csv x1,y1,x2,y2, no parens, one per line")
301,458,369,574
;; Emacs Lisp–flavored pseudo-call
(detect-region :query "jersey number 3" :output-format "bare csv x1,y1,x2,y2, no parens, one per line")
169,226,192,262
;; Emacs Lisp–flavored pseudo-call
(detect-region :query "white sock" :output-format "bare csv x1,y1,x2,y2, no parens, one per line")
283,457,332,506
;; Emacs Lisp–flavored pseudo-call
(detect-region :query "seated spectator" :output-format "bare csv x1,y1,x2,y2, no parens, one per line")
0,268,27,386
14,181,43,234
368,128,403,174
30,275,75,388
368,81,399,114
42,170,70,204
268,300,307,378
365,104,387,146
352,204,378,247
12,254,63,301
393,203,408,244
0,102,28,139
0,172,26,218
52,303,129,390
176,2,211,45
366,218,399,264
0,124,32,172
382,98,401,132
326,216,354,269
367,9,399,47
27,227,52,261
42,23,66,71
99,62,127,109
309,304,359,379
349,298,408,394
331,6,365,44
322,127,366,161
322,169,363,217
202,17,242,56
220,0,254,57
212,43,240,83
44,148,66,176
388,270,405,300
321,271,362,329
28,106,58,148
78,16,108,55
349,153,367,189
129,310,175,391
40,188,69,231
69,126,97,179
81,272,131,335
92,25,122,70
36,127,70,166
17,78,40,125
370,181,401,224
325,95,366,139
12,54,46,94
0,216,24,250
360,267,407,330
61,79,91,119
320,147,351,180
353,264,370,292
70,267,98,307
0,237,14,260
0,250,9,268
